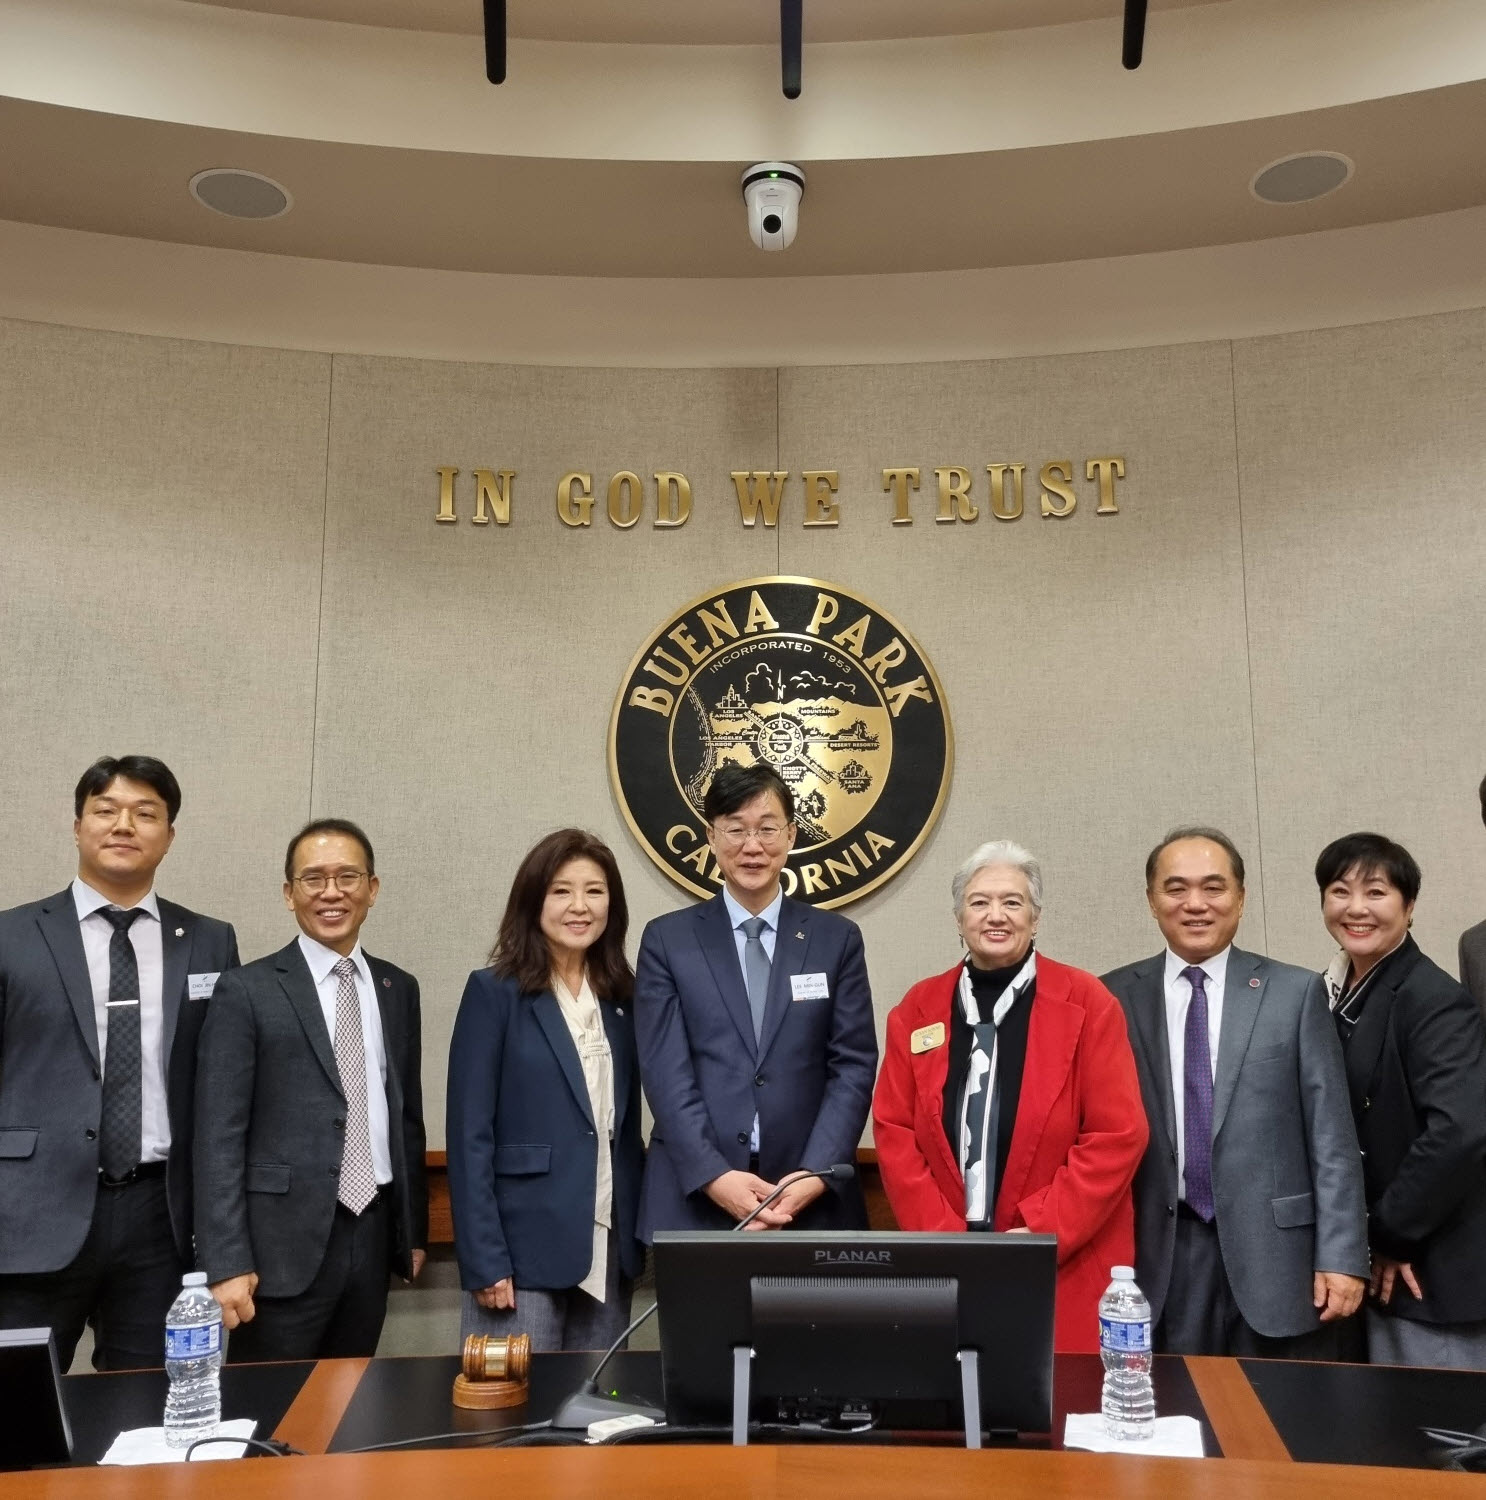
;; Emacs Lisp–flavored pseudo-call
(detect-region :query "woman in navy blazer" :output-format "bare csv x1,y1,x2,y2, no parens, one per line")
446,830,644,1350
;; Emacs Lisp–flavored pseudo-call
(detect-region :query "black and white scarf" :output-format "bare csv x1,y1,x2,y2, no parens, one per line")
957,950,1037,1225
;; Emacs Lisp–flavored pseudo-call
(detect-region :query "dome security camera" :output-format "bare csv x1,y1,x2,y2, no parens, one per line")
742,162,805,252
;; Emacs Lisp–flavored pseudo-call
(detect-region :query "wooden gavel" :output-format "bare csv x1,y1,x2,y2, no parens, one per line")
451,1332,531,1409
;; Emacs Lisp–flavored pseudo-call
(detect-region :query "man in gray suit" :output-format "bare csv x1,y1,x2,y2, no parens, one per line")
1102,826,1368,1357
0,756,238,1369
195,818,427,1361
1458,775,1486,1014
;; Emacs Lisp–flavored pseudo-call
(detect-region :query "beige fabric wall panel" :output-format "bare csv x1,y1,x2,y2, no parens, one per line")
1234,310,1486,976
0,317,330,957
778,343,1264,1024
310,355,780,1138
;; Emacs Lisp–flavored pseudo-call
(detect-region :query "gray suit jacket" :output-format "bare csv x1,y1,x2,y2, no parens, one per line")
0,887,239,1273
1458,919,1486,1017
1101,947,1368,1338
193,940,428,1298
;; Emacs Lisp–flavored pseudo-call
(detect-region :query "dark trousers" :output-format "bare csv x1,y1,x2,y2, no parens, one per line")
1155,1207,1350,1360
0,1172,183,1371
227,1194,391,1363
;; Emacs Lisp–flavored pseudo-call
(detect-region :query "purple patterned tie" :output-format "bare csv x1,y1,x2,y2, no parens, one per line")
1182,965,1215,1222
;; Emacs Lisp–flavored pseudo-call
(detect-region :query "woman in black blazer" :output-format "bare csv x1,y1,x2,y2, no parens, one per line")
446,829,644,1350
1315,832,1486,1369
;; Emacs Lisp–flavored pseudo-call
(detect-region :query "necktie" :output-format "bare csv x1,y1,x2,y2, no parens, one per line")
98,907,144,1180
739,916,771,1045
331,958,378,1214
1181,965,1216,1222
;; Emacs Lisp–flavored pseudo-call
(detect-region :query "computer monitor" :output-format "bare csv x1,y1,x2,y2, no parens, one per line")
0,1328,73,1470
652,1230,1056,1444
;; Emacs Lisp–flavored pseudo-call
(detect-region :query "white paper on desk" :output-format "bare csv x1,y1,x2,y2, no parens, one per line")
1063,1413,1206,1457
99,1418,258,1465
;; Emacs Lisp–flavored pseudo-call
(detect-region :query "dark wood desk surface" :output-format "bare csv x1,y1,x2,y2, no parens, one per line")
16,1351,1486,1495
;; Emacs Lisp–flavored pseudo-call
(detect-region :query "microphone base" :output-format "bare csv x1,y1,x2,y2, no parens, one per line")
549,1389,666,1431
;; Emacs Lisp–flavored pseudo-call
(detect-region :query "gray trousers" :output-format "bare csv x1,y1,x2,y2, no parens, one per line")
1367,1309,1486,1371
460,1229,632,1352
1155,1208,1347,1359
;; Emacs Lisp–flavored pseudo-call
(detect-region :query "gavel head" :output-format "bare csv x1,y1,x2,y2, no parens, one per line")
461,1332,531,1384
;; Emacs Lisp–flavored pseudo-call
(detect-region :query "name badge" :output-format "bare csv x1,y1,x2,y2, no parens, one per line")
911,1022,946,1054
790,972,829,1002
188,972,221,1002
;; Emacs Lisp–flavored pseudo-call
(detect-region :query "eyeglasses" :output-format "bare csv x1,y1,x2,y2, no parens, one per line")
293,872,368,895
711,823,791,849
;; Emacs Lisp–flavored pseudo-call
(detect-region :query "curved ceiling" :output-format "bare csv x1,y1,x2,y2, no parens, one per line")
1,0,1483,361
187,0,1223,43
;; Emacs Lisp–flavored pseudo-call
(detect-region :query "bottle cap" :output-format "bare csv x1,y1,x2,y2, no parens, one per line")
182,1271,209,1286
1110,1266,1135,1280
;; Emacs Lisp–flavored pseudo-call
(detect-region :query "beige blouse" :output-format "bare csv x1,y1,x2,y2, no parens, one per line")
551,971,615,1302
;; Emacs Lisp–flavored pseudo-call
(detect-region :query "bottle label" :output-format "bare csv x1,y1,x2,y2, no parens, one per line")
1099,1316,1151,1352
166,1322,222,1360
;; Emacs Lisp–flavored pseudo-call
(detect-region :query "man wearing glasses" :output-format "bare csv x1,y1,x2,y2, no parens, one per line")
634,763,878,1235
194,819,427,1360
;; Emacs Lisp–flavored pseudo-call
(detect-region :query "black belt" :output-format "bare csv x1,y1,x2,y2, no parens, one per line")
336,1186,391,1217
99,1160,167,1188
748,1153,761,1175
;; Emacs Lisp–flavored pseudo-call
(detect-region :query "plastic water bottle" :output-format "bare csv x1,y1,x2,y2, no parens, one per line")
163,1272,223,1448
1099,1266,1155,1440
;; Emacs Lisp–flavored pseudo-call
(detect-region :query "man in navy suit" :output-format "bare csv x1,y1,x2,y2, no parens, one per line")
634,763,878,1235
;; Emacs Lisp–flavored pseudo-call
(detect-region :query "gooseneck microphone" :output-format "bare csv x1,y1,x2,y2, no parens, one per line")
549,1163,855,1432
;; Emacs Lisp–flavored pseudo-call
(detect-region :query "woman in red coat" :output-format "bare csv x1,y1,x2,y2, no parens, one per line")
872,840,1148,1354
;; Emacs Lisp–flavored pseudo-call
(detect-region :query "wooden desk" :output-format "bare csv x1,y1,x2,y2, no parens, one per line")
13,1351,1485,1496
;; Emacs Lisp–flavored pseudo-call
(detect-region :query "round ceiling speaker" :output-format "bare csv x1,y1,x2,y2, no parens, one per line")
1250,152,1354,205
188,168,293,220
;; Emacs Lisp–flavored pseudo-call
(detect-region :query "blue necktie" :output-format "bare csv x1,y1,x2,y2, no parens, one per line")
1182,966,1215,1221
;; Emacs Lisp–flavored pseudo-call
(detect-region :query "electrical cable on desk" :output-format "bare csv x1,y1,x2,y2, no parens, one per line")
184,1436,303,1460
1421,1425,1486,1473
340,1419,553,1453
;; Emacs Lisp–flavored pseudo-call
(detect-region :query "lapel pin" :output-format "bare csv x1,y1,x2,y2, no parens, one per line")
175,927,184,937
616,1007,624,1016
795,931,805,940
383,978,391,989
1249,977,1260,988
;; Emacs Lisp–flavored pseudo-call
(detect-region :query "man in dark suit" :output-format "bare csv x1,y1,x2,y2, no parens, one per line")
195,818,427,1360
0,755,239,1370
1102,825,1368,1357
1457,774,1486,1014
634,763,878,1236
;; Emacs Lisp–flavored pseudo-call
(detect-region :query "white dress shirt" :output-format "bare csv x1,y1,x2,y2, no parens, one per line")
1162,944,1229,1200
73,877,170,1163
552,971,615,1302
297,934,393,1186
722,885,783,1154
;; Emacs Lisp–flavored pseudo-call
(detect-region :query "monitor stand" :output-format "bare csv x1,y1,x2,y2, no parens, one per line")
729,1344,984,1449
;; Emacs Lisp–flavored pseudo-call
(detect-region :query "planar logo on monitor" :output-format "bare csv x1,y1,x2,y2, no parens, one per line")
608,577,952,909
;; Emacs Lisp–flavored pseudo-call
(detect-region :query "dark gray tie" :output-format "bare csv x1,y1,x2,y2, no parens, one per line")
98,907,143,1180
739,916,771,1045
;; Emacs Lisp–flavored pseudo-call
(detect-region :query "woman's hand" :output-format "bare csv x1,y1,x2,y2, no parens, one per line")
1370,1256,1423,1305
474,1278,516,1311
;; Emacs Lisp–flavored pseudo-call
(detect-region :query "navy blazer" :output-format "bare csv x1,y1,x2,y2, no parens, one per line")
633,892,877,1239
445,968,644,1292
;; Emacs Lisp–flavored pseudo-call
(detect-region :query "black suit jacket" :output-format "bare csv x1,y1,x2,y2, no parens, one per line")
193,940,428,1298
1337,936,1486,1324
0,887,239,1272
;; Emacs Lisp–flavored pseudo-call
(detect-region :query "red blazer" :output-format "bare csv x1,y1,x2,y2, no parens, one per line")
872,955,1148,1353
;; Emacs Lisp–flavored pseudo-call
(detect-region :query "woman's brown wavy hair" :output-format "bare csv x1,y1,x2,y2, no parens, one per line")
488,829,634,1003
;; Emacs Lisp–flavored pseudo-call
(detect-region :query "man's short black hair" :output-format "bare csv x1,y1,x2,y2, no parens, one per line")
703,763,795,824
1314,831,1421,906
1144,824,1246,890
284,818,376,882
74,756,182,825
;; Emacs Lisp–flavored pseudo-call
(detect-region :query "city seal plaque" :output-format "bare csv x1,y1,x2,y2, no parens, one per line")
609,577,952,908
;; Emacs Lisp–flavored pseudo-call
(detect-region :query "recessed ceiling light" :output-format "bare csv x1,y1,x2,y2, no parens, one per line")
188,168,293,220
1250,152,1354,206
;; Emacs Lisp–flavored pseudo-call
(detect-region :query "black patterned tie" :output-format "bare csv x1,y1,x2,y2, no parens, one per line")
98,907,143,1180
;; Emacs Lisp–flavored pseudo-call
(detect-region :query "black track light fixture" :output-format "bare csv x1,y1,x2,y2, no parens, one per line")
1122,0,1148,69
483,0,506,84
781,0,802,99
